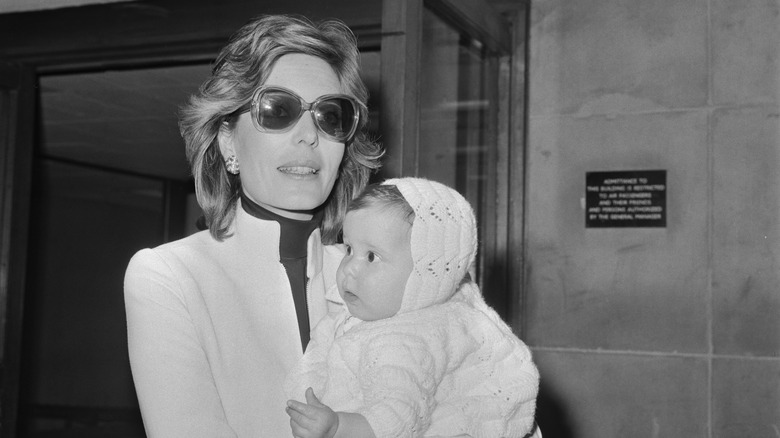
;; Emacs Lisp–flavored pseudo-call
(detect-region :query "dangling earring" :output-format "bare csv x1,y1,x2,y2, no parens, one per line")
225,155,240,174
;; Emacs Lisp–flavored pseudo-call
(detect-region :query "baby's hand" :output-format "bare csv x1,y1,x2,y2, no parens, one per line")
286,387,339,438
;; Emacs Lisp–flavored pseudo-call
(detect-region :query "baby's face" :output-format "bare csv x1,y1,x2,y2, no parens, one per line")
336,205,413,321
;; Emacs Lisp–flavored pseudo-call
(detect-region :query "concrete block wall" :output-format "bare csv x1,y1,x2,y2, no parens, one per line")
504,0,779,436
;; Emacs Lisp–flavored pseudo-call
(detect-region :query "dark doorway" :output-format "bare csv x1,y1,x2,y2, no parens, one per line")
18,64,209,438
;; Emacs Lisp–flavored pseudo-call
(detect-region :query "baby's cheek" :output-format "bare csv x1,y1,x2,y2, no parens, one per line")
335,268,346,293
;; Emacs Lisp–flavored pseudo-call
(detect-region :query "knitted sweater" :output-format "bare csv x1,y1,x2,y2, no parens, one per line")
285,281,539,437
286,178,540,437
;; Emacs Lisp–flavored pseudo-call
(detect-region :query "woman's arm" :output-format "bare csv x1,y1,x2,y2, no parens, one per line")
124,249,237,438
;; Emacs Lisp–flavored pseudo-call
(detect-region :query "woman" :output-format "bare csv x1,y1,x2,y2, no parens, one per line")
124,15,382,437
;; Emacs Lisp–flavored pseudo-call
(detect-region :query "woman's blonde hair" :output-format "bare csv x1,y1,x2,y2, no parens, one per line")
179,14,382,243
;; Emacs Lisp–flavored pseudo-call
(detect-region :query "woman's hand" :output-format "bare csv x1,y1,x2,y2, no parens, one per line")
286,387,339,438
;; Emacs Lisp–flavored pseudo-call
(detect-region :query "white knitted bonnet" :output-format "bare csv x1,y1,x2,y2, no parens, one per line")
381,177,478,314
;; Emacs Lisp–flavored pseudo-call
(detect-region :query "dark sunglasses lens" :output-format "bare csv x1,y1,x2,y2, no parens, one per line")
314,98,356,139
257,91,301,130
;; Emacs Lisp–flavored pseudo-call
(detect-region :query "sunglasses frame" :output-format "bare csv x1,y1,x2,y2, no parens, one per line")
248,86,362,143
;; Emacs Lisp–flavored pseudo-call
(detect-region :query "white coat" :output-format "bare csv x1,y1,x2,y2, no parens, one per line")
124,206,343,437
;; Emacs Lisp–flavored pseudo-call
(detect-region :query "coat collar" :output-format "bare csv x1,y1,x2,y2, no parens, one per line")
230,201,324,285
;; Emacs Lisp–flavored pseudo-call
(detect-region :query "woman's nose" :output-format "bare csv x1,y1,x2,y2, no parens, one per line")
292,111,319,148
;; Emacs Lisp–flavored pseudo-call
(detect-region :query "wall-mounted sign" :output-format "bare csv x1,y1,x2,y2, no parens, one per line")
586,170,666,228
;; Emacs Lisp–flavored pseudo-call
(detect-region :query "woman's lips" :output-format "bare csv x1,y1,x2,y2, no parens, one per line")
278,165,317,175
278,160,320,176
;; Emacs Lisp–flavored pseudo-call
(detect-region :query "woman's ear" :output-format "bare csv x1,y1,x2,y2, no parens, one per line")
217,121,235,160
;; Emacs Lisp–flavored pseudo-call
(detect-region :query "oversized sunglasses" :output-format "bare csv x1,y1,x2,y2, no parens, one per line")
246,86,362,143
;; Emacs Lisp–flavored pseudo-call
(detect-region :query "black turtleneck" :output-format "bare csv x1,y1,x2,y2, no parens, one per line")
240,191,322,351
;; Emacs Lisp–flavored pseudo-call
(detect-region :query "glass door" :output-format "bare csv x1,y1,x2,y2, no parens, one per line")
380,0,519,318
0,62,35,438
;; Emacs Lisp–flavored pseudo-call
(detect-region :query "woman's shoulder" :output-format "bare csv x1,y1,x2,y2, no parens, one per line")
126,230,219,274
123,229,243,305
160,228,217,251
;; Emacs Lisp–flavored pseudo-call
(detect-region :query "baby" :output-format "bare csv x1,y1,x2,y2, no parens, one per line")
285,177,540,438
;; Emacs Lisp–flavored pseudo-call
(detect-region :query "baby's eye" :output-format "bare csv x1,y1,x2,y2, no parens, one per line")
344,244,352,255
367,251,377,263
